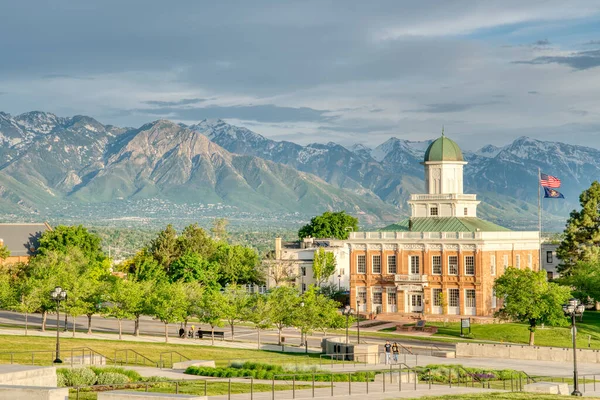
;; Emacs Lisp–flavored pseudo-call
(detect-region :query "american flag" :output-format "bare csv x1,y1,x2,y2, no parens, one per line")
540,173,561,188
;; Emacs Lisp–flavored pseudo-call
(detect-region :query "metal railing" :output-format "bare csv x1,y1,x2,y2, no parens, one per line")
318,352,419,368
113,349,158,367
159,351,190,369
67,347,114,366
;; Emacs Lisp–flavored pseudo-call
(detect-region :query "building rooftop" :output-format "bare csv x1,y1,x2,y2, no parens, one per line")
424,135,464,162
0,223,52,256
380,217,510,233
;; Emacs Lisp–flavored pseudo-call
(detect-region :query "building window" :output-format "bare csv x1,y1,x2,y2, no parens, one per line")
448,288,459,308
516,255,521,269
432,288,442,306
464,256,475,276
409,256,420,275
492,289,497,309
465,289,476,308
490,255,496,276
528,254,532,269
430,207,438,216
357,255,366,274
372,255,382,274
387,255,397,274
464,207,468,216
432,256,442,275
372,288,382,314
340,268,345,275
387,290,397,306
448,256,458,275
302,283,306,292
301,266,306,276
547,271,554,280
357,287,367,304
503,255,509,269
547,251,553,264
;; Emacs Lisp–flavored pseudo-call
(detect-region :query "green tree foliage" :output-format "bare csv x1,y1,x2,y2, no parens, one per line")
222,284,249,339
149,281,189,343
494,268,571,345
179,224,216,258
37,225,105,265
170,252,220,286
267,286,300,345
211,218,230,242
312,248,337,287
198,289,226,345
11,276,42,335
298,211,359,240
0,244,10,261
245,294,271,349
560,261,600,303
104,279,138,340
124,250,165,282
557,181,600,275
149,225,180,273
212,243,261,285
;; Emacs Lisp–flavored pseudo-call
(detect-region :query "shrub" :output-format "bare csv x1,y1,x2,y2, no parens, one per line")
59,367,97,387
56,372,67,387
90,367,142,382
96,372,131,385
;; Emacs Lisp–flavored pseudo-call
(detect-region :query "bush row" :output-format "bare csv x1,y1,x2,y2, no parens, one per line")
56,367,143,387
416,364,527,382
185,365,376,382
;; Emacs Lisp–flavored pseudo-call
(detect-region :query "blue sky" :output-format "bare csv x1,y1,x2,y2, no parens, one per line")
1,1,600,149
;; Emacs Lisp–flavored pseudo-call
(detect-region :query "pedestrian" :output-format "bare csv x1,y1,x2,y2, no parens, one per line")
190,324,195,338
384,340,392,364
392,342,399,363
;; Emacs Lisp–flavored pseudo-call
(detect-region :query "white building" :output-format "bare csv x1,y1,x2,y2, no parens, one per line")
266,237,350,293
541,243,560,279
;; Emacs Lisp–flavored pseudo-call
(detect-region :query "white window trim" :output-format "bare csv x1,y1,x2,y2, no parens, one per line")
432,255,442,275
409,255,420,275
448,255,458,276
516,254,521,269
490,255,496,276
357,254,366,274
387,255,397,274
464,255,475,276
372,255,382,274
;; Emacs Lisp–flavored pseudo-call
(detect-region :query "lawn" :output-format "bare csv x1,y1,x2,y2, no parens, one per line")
408,393,600,400
0,335,324,368
371,311,600,348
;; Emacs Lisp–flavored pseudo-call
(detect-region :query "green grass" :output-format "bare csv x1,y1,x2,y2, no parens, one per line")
0,334,324,368
408,393,600,400
68,381,313,399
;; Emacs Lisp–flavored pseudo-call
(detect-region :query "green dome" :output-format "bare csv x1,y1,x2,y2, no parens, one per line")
424,136,464,162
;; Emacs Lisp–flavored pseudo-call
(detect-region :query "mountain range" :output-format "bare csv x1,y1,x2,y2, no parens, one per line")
0,111,597,230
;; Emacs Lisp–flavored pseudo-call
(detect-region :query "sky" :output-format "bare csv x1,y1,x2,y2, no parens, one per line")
1,1,600,150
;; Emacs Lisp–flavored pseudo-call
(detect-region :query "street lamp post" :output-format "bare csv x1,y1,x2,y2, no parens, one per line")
337,274,341,292
300,301,308,353
356,299,362,344
563,298,585,397
342,305,354,344
51,286,67,363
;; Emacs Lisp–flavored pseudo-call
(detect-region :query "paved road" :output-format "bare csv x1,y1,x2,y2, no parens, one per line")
0,310,453,352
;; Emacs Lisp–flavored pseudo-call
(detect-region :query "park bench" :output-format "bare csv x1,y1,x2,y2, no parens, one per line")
196,330,225,340
396,320,438,334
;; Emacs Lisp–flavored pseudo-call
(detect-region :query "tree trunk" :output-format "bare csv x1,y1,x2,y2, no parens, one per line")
211,326,215,346
41,310,47,332
164,322,169,343
257,329,261,349
230,322,234,340
118,319,122,340
278,327,282,345
134,315,140,337
87,314,93,334
64,312,68,332
183,319,188,340
529,330,535,346
72,316,76,337
25,312,28,336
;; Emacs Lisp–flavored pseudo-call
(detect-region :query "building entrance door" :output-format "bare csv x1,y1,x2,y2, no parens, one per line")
409,293,423,313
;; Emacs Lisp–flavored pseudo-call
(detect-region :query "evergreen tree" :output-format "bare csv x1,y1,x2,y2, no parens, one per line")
298,211,359,240
557,181,600,275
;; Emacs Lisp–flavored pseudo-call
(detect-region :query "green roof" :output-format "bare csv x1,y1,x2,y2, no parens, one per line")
424,136,464,162
379,217,510,232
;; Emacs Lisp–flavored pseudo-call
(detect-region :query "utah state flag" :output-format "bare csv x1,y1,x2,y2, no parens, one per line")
543,187,565,199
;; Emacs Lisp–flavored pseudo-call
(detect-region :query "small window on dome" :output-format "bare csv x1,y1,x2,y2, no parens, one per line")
430,207,438,216
464,207,468,216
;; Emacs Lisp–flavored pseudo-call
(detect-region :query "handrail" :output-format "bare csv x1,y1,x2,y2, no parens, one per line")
113,349,158,367
400,344,414,355
68,347,114,366
159,351,190,369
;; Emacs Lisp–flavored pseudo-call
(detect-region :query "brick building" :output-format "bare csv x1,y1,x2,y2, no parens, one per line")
347,135,539,318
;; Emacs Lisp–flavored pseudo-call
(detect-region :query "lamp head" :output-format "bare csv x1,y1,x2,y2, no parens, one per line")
300,301,305,308
569,298,578,307
577,304,585,314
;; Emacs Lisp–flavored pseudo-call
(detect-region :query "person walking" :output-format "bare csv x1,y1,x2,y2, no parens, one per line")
392,342,399,363
190,324,195,338
384,340,392,364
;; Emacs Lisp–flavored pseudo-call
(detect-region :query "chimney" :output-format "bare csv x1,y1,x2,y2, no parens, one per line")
408,219,413,231
275,237,282,259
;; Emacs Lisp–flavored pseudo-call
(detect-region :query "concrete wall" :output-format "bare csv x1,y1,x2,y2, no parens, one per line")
456,343,600,363
0,385,68,400
0,365,57,387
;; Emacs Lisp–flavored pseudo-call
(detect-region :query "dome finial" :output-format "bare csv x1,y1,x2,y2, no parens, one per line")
442,125,445,136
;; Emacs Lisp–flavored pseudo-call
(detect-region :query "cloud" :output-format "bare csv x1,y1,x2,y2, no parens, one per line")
133,104,332,123
584,40,600,46
409,102,502,114
528,91,540,95
534,39,551,46
143,98,206,107
514,49,600,70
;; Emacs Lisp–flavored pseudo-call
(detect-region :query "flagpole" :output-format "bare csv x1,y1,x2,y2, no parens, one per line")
538,168,542,270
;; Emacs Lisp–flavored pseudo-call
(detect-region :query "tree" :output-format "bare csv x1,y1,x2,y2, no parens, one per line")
198,289,225,345
298,211,359,240
262,253,298,287
149,225,180,274
245,294,271,349
313,293,345,337
150,281,189,343
560,261,600,303
125,249,166,282
494,268,571,345
182,282,204,337
557,181,600,275
312,248,336,287
37,225,105,265
267,286,300,345
178,224,216,259
222,285,249,339
0,244,10,262
104,279,137,340
212,243,261,285
125,280,153,337
211,218,229,242
11,278,42,335
169,252,220,287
